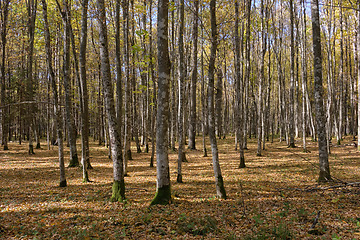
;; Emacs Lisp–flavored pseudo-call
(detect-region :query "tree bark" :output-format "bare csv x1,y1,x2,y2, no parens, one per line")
97,0,125,201
235,0,245,168
151,0,171,205
208,0,226,199
42,0,67,187
311,0,331,182
177,0,185,183
0,0,10,151
188,0,199,150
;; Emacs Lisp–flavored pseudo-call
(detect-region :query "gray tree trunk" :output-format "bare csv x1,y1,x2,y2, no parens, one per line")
26,0,37,155
79,0,90,181
235,0,245,168
177,0,185,183
97,0,125,201
57,0,79,167
208,0,226,199
311,0,331,182
289,0,296,148
188,0,199,150
42,0,66,187
151,0,171,205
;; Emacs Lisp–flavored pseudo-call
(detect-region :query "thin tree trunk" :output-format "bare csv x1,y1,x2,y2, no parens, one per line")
235,0,245,168
79,0,90,181
0,0,10,151
97,0,125,201
177,0,185,183
208,0,226,199
42,0,66,187
188,0,199,150
289,0,296,148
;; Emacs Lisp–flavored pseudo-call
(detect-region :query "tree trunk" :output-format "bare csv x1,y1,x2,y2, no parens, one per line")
289,0,296,148
235,0,245,168
79,0,90,181
311,0,331,182
26,0,37,155
208,0,226,200
188,0,199,150
0,0,10,151
97,0,125,201
177,0,185,183
151,0,171,205
42,0,67,187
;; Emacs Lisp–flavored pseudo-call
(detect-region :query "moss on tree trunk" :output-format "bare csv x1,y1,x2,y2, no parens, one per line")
150,185,171,205
111,180,125,202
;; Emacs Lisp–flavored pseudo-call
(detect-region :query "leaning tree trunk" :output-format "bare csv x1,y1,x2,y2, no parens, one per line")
311,0,331,182
97,0,125,201
208,0,226,200
150,0,171,205
0,0,10,151
42,0,66,187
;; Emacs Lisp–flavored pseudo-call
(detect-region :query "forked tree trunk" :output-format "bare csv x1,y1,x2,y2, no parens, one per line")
151,0,171,205
311,0,331,182
97,0,125,201
208,0,226,200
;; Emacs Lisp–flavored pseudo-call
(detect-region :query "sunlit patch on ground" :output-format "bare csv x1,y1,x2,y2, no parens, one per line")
0,136,359,239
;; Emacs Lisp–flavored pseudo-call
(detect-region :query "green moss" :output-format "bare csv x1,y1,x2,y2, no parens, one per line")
83,171,90,183
216,175,227,200
59,180,67,187
150,185,171,205
111,180,125,202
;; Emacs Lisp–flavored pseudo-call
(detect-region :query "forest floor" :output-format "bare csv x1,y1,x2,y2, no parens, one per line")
0,136,360,239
